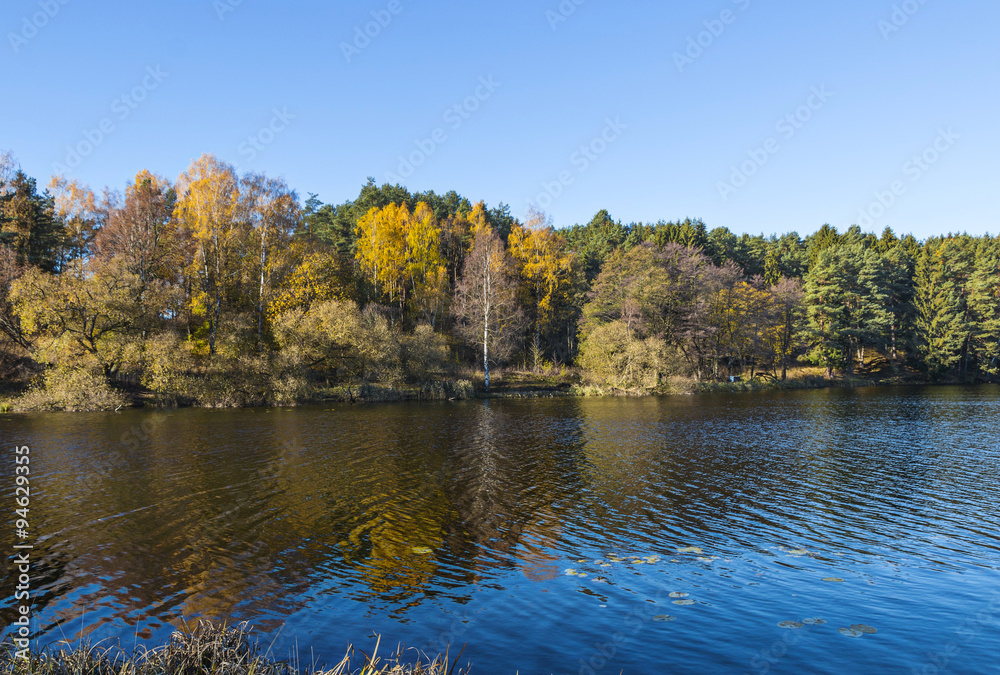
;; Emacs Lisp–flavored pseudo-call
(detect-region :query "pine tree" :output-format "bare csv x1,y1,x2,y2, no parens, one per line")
914,238,974,378
0,171,63,272
804,246,852,376
968,237,1000,376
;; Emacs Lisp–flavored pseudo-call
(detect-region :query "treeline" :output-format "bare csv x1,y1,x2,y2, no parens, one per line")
0,149,997,410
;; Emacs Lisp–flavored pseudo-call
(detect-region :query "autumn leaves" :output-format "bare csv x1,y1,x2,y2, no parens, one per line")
353,201,577,387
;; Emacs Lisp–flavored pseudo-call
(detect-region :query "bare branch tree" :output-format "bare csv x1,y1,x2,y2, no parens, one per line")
453,225,525,390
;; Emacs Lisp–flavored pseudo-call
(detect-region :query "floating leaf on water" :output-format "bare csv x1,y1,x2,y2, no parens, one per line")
670,559,681,563
778,621,804,629
593,577,608,584
786,549,809,556
576,559,587,564
672,599,696,606
412,546,433,555
653,615,676,622
838,627,864,638
644,555,661,564
802,618,827,625
697,556,720,562
676,546,703,554
599,563,612,568
565,568,578,576
822,577,845,583
668,592,689,599
607,555,624,562
850,624,877,634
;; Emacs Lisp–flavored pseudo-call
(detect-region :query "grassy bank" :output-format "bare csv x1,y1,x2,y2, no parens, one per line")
0,621,465,675
2,364,990,413
568,364,968,398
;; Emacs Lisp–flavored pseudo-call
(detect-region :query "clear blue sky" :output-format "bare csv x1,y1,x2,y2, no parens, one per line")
3,0,998,239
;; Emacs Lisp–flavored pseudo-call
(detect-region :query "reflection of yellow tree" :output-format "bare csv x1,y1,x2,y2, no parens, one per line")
344,505,445,601
261,413,453,607
577,399,663,514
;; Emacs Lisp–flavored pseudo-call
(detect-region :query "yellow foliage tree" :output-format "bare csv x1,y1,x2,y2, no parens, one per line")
174,155,244,355
268,245,344,320
355,202,409,306
406,202,448,326
48,175,101,270
508,207,576,367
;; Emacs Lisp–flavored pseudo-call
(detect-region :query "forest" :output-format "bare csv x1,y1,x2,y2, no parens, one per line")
1,149,998,411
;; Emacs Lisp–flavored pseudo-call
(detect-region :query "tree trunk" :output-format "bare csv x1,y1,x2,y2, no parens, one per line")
258,229,267,345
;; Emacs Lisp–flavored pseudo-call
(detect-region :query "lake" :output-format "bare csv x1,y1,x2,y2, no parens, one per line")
2,386,1000,674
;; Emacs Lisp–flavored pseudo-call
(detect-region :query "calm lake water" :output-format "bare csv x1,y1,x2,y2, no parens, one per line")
3,386,1000,674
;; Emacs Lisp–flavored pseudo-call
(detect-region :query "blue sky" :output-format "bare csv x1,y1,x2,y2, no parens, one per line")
2,0,998,239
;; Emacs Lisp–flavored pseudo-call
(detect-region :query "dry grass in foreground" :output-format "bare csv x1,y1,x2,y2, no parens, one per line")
0,621,468,675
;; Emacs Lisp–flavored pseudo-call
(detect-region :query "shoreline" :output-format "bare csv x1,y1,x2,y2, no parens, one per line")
2,372,994,414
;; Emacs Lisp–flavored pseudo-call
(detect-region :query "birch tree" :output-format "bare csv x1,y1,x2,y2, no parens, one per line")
453,224,524,389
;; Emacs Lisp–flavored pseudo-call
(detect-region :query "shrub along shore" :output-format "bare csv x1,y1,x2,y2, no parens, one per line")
1,363,979,414
0,621,464,675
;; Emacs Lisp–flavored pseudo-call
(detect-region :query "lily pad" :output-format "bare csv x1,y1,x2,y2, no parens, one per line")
778,621,804,629
850,624,877,634
412,546,433,555
802,618,826,625
668,592,689,599
672,599,696,606
838,627,864,638
822,577,845,583
676,546,703,554
652,614,676,622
